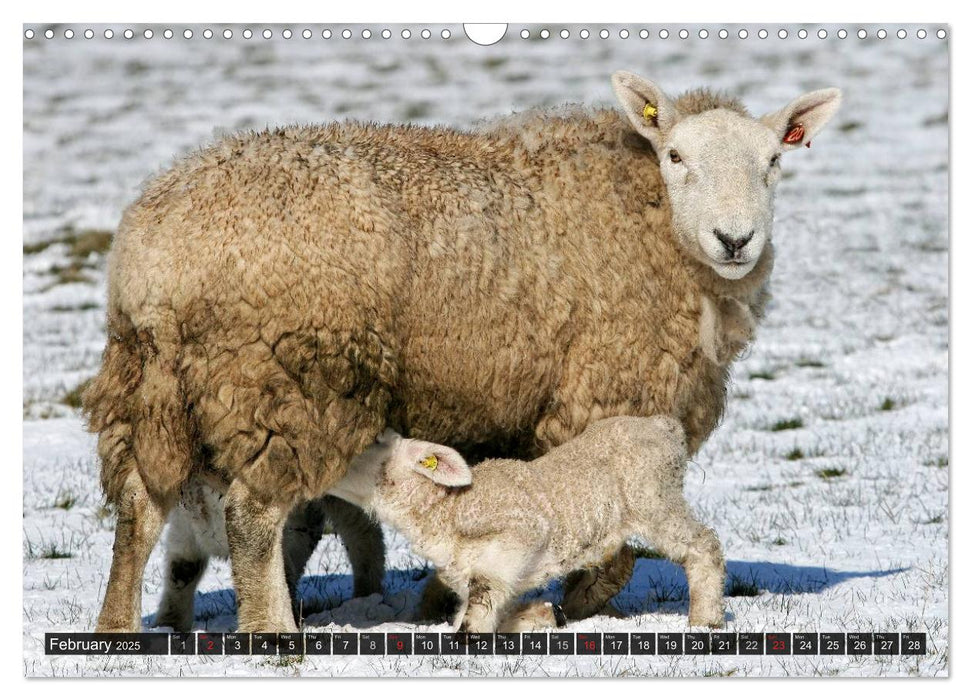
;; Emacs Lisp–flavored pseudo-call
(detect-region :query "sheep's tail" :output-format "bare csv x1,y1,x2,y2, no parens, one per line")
82,310,194,506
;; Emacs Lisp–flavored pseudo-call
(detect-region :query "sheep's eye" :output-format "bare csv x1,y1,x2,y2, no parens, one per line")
669,150,682,164
769,153,781,168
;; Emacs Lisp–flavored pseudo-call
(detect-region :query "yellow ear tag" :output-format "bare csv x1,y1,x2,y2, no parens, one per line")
419,455,438,471
642,102,658,120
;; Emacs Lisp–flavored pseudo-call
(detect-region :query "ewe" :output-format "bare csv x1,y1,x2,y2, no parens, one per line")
329,417,726,632
84,71,839,632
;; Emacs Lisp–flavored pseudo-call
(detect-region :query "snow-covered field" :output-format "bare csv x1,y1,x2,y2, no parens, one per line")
22,24,949,677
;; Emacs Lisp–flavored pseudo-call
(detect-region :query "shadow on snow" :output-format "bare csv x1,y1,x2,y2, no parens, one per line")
145,559,906,631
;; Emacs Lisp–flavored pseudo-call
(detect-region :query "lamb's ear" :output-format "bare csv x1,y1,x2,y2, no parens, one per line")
611,71,681,149
760,88,842,151
403,439,472,488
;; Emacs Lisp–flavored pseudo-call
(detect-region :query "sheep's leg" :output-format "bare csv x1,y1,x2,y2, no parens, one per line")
561,544,636,620
155,510,208,631
95,471,168,632
283,496,386,624
641,501,726,628
322,496,386,598
282,499,328,625
225,480,297,632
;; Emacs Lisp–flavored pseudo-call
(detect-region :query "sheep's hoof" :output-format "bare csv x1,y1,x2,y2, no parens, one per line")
416,574,461,623
688,611,725,628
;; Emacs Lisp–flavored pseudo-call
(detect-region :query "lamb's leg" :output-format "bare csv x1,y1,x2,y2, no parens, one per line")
641,501,726,628
96,471,168,632
225,479,297,632
457,575,517,634
418,573,462,623
561,544,636,621
155,510,208,631
497,601,567,632
155,557,208,631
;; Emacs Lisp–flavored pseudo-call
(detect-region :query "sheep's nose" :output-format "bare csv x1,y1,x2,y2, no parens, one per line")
713,229,755,257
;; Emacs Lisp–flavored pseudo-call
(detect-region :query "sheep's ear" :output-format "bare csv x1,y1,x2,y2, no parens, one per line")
760,88,842,151
403,440,472,488
611,71,681,149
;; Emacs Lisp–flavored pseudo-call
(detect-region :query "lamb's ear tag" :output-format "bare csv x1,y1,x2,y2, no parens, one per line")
642,102,659,123
783,123,806,145
419,454,438,471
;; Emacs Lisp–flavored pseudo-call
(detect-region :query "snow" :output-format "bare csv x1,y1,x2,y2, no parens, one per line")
22,24,948,677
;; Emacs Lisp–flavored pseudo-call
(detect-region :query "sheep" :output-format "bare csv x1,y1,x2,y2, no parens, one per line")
82,70,840,632
329,416,726,632
153,487,383,631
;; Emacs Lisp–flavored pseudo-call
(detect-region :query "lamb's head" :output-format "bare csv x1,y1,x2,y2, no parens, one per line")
328,430,472,511
612,71,841,281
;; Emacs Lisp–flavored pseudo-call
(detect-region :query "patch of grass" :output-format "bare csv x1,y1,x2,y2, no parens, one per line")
788,480,804,488
24,227,113,258
402,102,432,120
749,371,776,381
785,448,805,461
50,302,100,312
482,56,509,70
743,484,774,492
770,418,804,432
771,537,787,546
925,456,948,469
49,264,95,286
795,359,825,368
726,574,760,597
838,120,864,132
25,541,74,560
61,379,91,409
920,514,944,525
630,545,664,559
880,397,896,411
922,113,948,127
66,229,113,258
53,492,77,510
815,467,847,480
263,654,305,669
28,228,113,289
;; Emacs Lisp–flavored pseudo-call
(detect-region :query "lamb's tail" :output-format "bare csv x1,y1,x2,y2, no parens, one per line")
82,310,194,505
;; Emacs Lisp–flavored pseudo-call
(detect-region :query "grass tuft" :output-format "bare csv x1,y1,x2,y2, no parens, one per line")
880,397,896,411
815,467,847,480
53,492,77,510
630,545,664,560
62,379,91,409
795,359,825,368
726,575,760,597
749,371,776,381
771,418,804,432
785,448,805,461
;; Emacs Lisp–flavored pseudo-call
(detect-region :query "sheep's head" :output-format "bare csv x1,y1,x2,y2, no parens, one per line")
328,430,472,509
612,71,841,281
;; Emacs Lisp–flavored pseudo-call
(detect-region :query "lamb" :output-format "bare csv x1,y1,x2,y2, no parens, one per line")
82,70,840,632
329,416,726,632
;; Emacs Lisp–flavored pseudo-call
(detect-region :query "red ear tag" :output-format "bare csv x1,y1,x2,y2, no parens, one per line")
783,123,805,145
